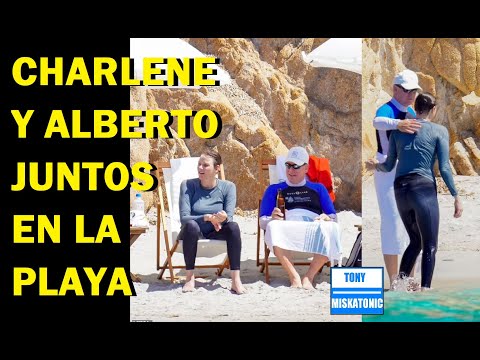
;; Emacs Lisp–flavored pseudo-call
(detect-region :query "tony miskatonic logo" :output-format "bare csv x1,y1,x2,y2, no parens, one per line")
330,267,384,315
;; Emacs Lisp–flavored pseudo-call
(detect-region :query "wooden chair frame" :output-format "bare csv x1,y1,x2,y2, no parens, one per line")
155,160,229,282
256,159,332,283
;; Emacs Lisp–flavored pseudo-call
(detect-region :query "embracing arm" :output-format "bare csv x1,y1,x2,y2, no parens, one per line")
376,134,398,172
373,116,402,130
373,105,399,130
374,103,421,134
374,116,422,134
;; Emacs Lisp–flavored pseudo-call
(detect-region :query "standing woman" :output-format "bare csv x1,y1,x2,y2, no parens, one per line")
371,69,423,288
366,93,463,290
178,149,246,294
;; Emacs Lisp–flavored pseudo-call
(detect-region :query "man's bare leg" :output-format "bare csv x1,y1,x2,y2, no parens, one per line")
303,254,329,290
274,247,302,288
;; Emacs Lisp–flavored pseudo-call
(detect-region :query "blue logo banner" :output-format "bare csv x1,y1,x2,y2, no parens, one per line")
330,267,384,315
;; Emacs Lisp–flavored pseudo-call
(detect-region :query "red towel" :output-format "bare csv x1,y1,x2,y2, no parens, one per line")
307,155,335,202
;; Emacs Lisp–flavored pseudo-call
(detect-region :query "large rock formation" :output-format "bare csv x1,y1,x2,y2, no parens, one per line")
130,38,362,212
362,38,480,181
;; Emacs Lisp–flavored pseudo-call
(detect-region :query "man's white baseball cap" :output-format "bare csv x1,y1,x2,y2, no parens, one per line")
285,146,309,166
394,69,422,91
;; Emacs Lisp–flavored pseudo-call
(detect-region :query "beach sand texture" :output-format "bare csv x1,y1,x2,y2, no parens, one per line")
363,175,480,290
131,175,480,322
130,210,362,322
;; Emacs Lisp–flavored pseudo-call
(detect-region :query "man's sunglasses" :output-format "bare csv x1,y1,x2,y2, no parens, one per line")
395,84,417,94
285,163,306,170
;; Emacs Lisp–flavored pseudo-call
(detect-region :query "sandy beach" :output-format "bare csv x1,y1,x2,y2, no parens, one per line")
362,174,480,290
130,210,362,322
130,175,480,322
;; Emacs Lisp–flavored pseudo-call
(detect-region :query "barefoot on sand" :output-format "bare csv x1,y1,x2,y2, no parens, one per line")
290,274,303,288
302,277,315,290
131,210,363,322
182,274,196,292
231,283,247,294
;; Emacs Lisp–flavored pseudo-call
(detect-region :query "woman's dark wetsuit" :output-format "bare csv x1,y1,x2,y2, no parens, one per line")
376,120,457,288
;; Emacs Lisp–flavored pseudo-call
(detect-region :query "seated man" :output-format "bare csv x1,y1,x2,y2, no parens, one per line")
259,146,340,290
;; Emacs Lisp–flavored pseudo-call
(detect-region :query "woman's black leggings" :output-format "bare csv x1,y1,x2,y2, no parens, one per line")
178,220,242,271
394,173,439,288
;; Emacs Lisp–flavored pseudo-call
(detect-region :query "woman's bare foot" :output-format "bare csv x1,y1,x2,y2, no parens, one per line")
302,277,315,290
230,270,247,294
231,280,247,295
182,271,195,292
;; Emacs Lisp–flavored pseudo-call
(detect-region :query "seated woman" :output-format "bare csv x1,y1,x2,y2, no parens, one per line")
259,146,341,290
178,149,246,294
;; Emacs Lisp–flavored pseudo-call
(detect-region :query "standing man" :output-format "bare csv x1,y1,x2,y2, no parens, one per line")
372,69,422,288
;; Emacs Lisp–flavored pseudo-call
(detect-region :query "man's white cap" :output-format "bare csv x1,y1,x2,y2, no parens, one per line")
394,69,422,91
285,146,309,166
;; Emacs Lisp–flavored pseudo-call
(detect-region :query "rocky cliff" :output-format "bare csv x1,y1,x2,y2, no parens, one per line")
362,38,480,179
130,38,362,213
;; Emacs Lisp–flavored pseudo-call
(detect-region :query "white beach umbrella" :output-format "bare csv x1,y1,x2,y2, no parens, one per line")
301,38,362,75
130,38,232,88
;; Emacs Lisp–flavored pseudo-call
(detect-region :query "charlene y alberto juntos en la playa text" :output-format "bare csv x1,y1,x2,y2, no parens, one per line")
10,56,224,296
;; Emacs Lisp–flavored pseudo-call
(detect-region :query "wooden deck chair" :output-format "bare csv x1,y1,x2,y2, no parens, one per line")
155,157,229,282
256,156,337,283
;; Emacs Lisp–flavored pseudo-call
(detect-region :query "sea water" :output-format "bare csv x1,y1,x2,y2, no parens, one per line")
363,286,480,322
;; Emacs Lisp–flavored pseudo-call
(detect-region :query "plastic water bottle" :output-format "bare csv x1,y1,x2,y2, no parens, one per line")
132,193,145,214
131,193,148,227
